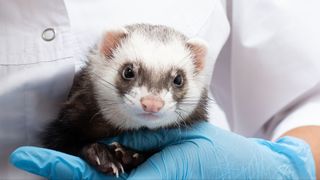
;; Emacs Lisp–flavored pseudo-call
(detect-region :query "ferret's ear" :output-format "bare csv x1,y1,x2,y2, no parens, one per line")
186,38,208,72
100,27,128,58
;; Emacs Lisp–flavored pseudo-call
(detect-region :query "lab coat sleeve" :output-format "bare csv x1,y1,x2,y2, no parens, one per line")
211,0,320,137
0,0,74,179
271,84,320,140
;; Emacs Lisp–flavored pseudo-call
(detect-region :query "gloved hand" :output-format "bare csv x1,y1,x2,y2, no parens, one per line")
10,122,315,179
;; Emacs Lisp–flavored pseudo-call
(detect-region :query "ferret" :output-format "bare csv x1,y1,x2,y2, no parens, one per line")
42,24,208,176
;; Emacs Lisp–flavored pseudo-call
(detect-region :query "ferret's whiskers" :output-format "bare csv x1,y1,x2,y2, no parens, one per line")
97,56,120,72
176,107,190,114
96,80,117,92
178,103,197,107
91,72,118,91
102,108,121,126
180,100,201,104
101,102,124,106
174,110,187,128
123,94,135,105
173,111,181,128
184,96,216,104
89,103,123,122
162,102,177,114
89,110,102,122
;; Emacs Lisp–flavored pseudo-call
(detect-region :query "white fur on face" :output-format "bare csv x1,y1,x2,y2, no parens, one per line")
121,86,179,129
90,30,206,130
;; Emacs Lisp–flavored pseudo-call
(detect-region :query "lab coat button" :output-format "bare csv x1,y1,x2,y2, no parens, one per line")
42,28,55,41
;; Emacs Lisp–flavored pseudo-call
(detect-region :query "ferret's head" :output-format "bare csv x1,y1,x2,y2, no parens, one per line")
89,24,208,130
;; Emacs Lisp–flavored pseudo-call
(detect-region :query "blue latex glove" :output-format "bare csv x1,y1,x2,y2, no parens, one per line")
10,122,315,179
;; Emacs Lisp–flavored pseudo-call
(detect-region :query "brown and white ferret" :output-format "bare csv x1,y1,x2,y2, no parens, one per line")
42,24,208,176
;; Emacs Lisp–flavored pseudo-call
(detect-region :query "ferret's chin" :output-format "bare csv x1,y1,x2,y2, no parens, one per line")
130,112,176,129
137,113,161,121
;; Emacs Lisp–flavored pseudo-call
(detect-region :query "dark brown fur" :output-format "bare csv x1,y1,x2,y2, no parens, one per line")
41,69,121,155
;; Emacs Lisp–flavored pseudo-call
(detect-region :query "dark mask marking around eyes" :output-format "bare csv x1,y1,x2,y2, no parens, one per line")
138,64,188,102
115,62,137,96
137,62,171,93
115,61,188,103
171,69,188,102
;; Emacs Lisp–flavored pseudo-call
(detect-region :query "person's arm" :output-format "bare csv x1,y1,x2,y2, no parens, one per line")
280,126,320,179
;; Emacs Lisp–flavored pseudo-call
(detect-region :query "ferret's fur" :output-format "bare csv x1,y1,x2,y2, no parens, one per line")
42,24,208,174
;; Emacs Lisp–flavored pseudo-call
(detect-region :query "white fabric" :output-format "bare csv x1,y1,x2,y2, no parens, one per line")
0,1,74,179
271,84,320,141
272,101,320,141
212,0,320,137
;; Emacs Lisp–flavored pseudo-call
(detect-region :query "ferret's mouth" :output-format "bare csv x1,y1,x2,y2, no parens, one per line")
137,112,160,120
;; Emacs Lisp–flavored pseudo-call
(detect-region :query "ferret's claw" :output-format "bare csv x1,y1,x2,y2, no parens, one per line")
115,147,125,154
119,163,124,174
111,163,119,178
110,142,121,147
95,156,101,165
132,153,139,158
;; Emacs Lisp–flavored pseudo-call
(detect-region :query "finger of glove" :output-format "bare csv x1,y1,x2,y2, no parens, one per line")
10,146,126,180
127,141,207,180
127,148,177,179
253,136,316,178
102,121,214,151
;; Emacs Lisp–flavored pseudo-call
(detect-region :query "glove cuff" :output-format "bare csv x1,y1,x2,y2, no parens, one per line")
255,136,316,179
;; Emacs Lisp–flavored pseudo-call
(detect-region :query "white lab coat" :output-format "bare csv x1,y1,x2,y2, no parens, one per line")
1,0,320,179
212,0,320,138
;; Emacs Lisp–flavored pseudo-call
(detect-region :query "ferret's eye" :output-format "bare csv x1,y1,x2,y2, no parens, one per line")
122,65,135,80
173,74,183,87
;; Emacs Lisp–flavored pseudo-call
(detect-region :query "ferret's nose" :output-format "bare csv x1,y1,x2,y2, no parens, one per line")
140,96,164,113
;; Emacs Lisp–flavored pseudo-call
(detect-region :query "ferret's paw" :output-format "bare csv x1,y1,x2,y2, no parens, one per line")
109,142,146,170
81,143,124,177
